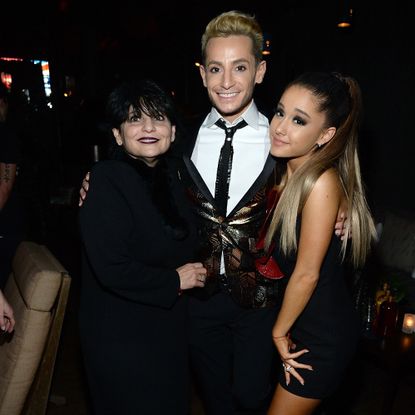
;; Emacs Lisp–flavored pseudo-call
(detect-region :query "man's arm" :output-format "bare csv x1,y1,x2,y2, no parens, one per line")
0,162,17,210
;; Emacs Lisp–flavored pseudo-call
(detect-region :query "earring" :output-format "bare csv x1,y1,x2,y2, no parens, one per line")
316,143,322,149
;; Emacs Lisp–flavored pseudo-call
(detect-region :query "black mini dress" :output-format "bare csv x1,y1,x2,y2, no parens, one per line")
273,223,359,399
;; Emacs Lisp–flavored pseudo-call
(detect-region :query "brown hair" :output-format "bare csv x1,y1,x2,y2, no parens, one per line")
265,72,376,268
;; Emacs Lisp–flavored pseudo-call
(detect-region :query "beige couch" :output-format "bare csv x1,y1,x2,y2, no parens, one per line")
0,241,71,415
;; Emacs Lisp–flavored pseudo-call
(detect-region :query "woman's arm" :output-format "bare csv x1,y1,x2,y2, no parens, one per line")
272,169,342,384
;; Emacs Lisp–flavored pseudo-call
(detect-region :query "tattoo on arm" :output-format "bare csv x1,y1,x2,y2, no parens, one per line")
0,164,13,182
0,162,17,209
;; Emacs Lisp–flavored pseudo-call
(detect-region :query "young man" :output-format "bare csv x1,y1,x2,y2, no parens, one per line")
181,11,347,415
179,11,280,414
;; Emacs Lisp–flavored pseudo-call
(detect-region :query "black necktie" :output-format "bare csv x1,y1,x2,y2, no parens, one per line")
214,118,248,216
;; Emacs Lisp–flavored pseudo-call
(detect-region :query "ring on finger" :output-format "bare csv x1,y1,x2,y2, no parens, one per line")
285,364,292,373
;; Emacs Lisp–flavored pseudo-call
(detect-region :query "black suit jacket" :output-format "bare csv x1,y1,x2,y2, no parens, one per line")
178,108,277,215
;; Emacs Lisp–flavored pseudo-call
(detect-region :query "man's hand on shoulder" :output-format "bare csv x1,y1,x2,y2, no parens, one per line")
335,196,351,240
78,171,90,207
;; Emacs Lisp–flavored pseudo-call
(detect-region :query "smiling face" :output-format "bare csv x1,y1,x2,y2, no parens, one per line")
200,35,266,123
269,85,336,171
113,107,175,167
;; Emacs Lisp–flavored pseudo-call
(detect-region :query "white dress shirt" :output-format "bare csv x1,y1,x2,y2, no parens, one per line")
191,101,270,215
191,101,270,274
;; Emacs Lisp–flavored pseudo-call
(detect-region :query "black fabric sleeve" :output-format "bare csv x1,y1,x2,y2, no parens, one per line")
79,162,181,309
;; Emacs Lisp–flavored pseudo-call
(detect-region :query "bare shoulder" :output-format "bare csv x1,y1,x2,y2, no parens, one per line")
299,169,343,267
304,168,343,218
311,168,343,199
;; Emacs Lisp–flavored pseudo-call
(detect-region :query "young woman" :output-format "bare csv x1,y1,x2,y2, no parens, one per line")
266,72,376,415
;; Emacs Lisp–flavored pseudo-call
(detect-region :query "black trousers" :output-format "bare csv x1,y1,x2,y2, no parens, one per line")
189,290,279,415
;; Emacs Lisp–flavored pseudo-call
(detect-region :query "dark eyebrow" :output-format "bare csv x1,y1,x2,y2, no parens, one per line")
277,102,311,119
232,58,250,65
206,58,250,67
205,60,222,67
294,108,311,119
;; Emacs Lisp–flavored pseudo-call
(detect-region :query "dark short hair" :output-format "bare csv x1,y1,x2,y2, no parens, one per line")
106,79,177,130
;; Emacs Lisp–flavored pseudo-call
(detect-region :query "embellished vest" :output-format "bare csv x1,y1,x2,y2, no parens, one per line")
180,155,282,309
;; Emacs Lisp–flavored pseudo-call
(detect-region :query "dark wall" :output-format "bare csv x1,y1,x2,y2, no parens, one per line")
257,2,415,213
2,0,414,214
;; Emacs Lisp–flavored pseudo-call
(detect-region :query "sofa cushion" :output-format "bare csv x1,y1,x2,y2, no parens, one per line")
0,275,51,414
12,242,64,311
376,210,415,273
0,241,67,415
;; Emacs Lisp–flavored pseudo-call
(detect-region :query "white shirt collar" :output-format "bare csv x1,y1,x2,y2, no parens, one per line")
205,101,261,130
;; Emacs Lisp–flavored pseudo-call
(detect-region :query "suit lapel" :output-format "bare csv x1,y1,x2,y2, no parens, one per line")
229,154,276,216
183,155,216,206
182,108,276,217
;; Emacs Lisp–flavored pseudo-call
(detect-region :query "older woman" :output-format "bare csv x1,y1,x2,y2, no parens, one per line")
78,79,206,414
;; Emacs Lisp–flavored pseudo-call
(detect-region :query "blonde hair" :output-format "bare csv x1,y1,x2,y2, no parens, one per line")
265,72,376,268
201,10,264,65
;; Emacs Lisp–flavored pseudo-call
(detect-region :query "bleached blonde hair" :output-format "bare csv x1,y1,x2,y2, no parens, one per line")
201,10,264,65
